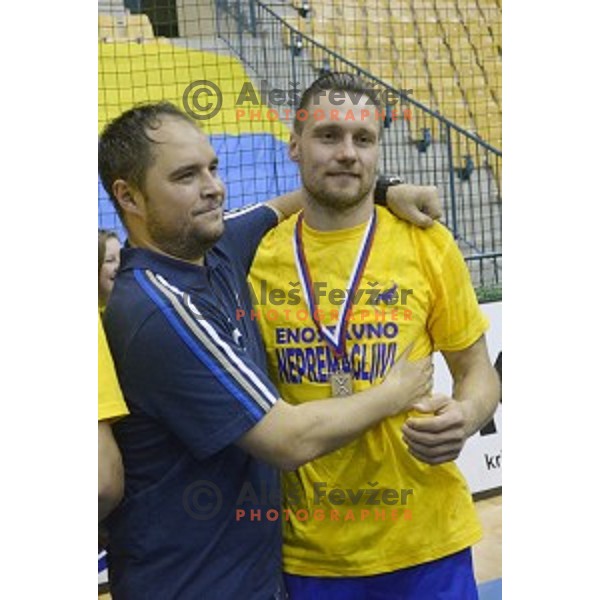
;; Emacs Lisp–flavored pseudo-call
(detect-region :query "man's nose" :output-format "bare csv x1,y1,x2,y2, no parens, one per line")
201,173,225,201
336,137,358,162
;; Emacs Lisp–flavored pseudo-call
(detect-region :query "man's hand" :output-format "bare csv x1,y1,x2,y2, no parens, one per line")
381,343,434,416
402,394,468,465
387,184,442,228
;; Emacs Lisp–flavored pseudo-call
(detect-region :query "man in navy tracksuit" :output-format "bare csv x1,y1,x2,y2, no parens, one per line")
98,101,438,599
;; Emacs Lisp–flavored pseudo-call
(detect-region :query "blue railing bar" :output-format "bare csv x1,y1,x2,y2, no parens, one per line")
249,0,257,36
446,122,459,239
464,252,502,261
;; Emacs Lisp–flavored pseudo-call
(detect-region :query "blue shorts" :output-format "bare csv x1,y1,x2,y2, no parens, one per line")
283,548,478,600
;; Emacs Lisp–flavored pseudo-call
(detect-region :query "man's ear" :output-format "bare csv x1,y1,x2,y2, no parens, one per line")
112,179,145,218
288,132,301,163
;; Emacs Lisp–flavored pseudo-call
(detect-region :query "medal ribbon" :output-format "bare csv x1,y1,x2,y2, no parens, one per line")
293,211,377,359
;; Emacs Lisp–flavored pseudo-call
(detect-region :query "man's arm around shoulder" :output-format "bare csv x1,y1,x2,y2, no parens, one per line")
264,185,442,225
238,346,433,471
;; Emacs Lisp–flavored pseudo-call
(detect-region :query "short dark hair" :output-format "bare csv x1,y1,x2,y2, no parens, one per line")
293,72,382,134
98,102,196,219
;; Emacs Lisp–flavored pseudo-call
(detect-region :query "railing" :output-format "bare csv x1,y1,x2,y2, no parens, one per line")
214,0,501,293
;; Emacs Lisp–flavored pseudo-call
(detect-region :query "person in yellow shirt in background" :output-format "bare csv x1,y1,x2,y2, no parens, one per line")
99,316,128,599
249,72,501,599
98,315,128,520
99,229,126,518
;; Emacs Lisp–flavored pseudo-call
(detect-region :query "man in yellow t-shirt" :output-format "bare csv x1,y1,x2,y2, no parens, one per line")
249,73,500,599
98,315,128,520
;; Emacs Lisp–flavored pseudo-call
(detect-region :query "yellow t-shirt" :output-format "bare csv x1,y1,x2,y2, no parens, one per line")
98,315,128,421
249,207,489,576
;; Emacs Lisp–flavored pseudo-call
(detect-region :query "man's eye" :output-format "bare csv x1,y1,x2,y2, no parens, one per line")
178,172,195,181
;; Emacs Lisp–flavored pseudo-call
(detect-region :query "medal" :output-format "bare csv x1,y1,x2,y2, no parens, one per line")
329,369,354,397
293,212,377,397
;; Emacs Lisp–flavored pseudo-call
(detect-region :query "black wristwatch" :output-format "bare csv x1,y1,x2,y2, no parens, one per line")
374,175,406,206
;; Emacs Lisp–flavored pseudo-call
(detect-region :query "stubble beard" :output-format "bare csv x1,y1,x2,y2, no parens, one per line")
302,168,376,214
146,211,224,262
